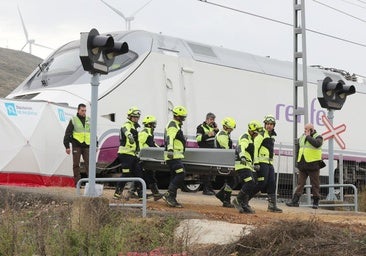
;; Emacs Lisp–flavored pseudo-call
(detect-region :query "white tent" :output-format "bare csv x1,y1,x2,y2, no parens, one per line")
0,99,75,186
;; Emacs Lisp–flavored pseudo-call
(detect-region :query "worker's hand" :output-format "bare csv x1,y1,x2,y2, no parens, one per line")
66,148,71,155
253,164,260,171
127,134,135,144
167,150,174,159
208,131,215,137
240,157,246,165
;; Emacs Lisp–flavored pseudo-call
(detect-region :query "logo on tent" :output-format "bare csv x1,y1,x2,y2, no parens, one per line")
58,108,65,121
5,103,17,116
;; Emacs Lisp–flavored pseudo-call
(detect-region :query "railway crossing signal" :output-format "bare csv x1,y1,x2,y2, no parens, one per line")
321,115,346,149
317,76,356,110
80,28,129,74
79,28,129,196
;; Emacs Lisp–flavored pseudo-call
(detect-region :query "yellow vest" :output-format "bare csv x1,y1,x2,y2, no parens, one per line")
72,116,90,145
164,120,185,160
256,130,275,164
118,120,138,156
235,133,255,171
297,133,322,163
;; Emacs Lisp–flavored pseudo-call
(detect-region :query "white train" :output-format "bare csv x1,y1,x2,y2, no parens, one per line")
1,30,365,191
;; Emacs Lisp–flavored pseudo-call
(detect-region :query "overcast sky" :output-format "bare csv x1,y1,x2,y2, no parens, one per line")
0,0,365,76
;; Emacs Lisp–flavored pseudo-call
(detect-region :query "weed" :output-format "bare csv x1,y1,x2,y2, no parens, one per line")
0,191,181,255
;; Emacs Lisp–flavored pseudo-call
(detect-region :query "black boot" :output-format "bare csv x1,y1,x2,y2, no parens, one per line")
286,194,300,207
223,191,234,208
132,183,144,201
232,191,255,213
202,176,215,195
149,183,163,201
216,184,233,207
202,186,215,196
232,191,245,212
113,185,124,200
163,185,182,208
268,194,283,213
312,197,320,209
215,185,226,203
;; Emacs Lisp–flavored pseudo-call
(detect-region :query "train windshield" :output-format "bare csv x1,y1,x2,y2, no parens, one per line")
19,31,152,91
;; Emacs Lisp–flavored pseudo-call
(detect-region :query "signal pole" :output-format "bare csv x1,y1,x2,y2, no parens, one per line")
293,0,310,200
86,73,100,196
326,109,337,200
79,28,129,196
317,76,356,200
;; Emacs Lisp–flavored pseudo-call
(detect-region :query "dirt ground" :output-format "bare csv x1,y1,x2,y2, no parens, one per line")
144,190,366,229
4,185,366,229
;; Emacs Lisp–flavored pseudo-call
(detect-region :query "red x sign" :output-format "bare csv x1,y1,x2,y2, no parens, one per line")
321,115,346,149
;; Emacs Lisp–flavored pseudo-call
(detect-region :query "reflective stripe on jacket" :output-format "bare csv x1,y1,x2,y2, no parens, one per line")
215,130,232,149
256,129,276,164
164,119,186,160
196,122,216,148
118,120,139,156
71,116,90,145
139,127,158,149
235,133,255,171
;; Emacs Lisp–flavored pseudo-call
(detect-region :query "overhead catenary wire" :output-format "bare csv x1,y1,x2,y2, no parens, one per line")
197,0,366,48
355,0,366,5
338,0,366,9
312,0,366,22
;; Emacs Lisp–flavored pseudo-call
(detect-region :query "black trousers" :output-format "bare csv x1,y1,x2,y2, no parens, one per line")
72,146,89,186
116,154,143,190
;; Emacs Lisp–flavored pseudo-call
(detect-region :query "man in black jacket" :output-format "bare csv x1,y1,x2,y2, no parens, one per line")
63,103,90,186
196,112,219,195
286,123,324,209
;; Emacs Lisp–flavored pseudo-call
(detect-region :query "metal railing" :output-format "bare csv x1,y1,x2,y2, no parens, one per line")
302,184,358,212
76,177,147,217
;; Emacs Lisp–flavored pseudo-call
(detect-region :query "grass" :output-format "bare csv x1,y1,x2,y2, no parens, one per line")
359,186,366,212
1,187,366,255
0,192,184,256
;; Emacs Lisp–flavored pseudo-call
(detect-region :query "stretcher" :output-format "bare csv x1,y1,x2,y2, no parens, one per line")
139,147,236,176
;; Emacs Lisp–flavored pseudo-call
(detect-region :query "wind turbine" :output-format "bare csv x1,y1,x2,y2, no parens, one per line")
100,0,154,31
17,6,53,55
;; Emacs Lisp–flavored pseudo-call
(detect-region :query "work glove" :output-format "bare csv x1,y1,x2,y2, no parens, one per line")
240,157,247,165
127,134,135,144
167,149,174,159
253,164,260,172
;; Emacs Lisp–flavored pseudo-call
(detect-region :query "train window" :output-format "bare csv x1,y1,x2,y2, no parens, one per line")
47,48,80,74
108,51,138,73
15,31,151,91
187,42,217,58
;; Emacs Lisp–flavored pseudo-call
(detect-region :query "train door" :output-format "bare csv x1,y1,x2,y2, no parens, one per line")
161,54,187,131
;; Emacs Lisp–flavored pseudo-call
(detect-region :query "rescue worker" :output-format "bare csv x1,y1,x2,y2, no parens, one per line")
113,107,143,200
253,115,282,213
196,112,219,195
162,106,188,208
215,117,237,208
63,103,90,186
286,123,323,209
138,115,163,201
232,120,262,214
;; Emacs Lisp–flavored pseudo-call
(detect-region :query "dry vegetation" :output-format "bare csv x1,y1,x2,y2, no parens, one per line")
204,218,366,255
0,188,183,255
1,186,366,255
